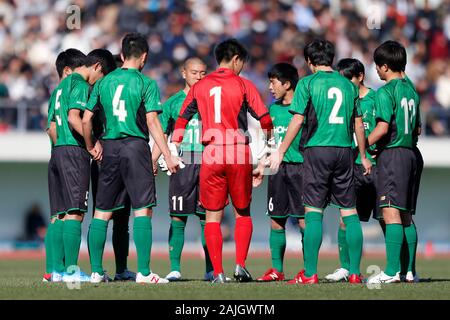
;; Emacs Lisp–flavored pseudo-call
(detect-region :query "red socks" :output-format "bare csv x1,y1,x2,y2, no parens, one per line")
205,222,223,276
235,216,253,267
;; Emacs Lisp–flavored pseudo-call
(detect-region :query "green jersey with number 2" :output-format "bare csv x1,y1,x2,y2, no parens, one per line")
375,78,420,149
290,71,361,148
86,68,162,141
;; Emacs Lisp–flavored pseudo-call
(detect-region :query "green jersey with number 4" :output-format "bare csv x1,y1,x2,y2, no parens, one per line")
86,68,162,141
160,90,203,152
375,78,420,149
54,73,90,147
354,88,377,165
269,101,303,163
290,71,361,148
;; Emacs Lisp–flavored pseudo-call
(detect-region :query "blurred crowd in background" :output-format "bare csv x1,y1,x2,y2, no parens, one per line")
0,0,449,136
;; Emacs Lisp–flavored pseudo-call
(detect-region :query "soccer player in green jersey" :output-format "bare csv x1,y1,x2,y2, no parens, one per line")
255,63,306,282
83,33,181,284
366,41,420,284
269,39,372,284
51,49,117,283
325,58,379,282
151,57,216,281
44,48,86,282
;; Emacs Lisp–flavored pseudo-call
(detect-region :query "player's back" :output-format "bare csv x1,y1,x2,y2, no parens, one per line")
192,68,260,145
54,73,89,147
376,78,420,149
301,71,359,148
93,68,160,141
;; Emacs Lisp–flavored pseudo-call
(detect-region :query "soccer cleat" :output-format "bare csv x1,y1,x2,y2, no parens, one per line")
325,268,349,282
90,272,110,284
136,272,169,284
165,270,182,281
114,269,136,281
367,271,401,284
256,268,285,282
211,273,228,284
233,265,252,282
63,270,91,283
287,269,319,284
348,274,363,284
42,273,52,282
204,271,231,282
50,271,63,282
404,271,420,283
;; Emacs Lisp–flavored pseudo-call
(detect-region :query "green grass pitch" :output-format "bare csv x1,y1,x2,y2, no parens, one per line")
0,255,449,300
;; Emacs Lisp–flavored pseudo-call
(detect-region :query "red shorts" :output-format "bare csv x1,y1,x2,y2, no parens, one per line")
199,144,253,211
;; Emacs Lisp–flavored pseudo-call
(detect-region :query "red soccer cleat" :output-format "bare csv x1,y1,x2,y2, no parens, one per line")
256,268,285,282
42,273,52,282
287,269,319,284
348,274,363,284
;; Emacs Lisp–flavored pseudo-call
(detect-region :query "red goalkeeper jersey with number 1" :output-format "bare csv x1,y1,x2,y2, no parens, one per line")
172,67,273,145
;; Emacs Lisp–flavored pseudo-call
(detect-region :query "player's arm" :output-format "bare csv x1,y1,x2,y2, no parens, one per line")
172,87,197,148
355,116,372,175
268,79,307,172
367,89,392,147
82,83,102,161
47,121,57,145
145,81,180,174
68,83,90,136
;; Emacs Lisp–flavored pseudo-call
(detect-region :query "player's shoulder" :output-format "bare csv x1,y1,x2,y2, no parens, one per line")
298,71,321,88
164,90,185,106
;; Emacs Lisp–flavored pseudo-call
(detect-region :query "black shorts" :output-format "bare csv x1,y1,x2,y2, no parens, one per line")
95,137,156,212
48,150,63,217
303,147,355,210
91,160,131,216
411,146,423,214
267,162,304,218
169,153,205,216
53,145,91,214
354,164,379,221
377,147,417,212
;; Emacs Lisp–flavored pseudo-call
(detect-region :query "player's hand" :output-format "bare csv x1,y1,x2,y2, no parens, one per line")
252,160,266,188
152,160,158,176
256,137,277,160
93,140,103,162
268,149,283,173
166,154,185,176
367,148,379,159
361,157,372,176
157,155,168,172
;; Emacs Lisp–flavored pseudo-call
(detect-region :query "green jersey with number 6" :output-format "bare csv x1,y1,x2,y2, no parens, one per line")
54,73,90,147
290,71,361,148
160,90,203,152
269,101,303,163
86,68,162,141
375,78,420,149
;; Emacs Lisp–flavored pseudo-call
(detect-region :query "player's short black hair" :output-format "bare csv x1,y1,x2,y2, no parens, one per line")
268,62,299,90
113,54,123,68
55,48,86,78
303,39,335,67
85,49,117,75
121,33,149,59
214,38,249,65
373,40,407,72
336,58,365,80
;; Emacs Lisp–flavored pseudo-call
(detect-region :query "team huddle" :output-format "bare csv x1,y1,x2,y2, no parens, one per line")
43,33,422,285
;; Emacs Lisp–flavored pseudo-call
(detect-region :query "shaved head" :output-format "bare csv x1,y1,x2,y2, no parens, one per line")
183,57,206,70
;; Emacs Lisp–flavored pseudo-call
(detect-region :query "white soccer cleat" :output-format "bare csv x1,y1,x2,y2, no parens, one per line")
367,271,401,284
404,271,420,283
325,268,350,282
114,269,136,281
90,272,110,284
136,272,169,284
165,270,182,281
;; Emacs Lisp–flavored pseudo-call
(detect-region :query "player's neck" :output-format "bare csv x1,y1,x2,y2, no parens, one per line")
122,59,141,70
282,91,294,105
183,84,191,95
218,63,238,75
73,67,89,82
384,71,403,83
314,65,333,73
359,85,369,98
